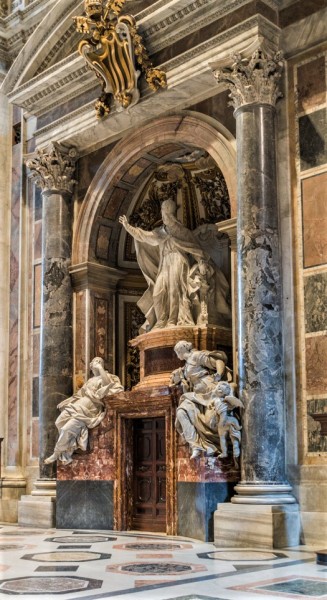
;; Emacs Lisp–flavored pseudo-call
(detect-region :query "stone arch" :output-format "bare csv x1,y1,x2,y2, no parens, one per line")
73,112,237,266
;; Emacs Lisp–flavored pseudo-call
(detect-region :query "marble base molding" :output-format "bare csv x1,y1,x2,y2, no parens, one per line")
231,483,296,504
214,503,300,549
0,478,26,523
18,496,56,528
18,479,56,528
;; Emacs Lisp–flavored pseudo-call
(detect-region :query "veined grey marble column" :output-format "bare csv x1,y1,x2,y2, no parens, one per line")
26,143,77,479
214,50,295,504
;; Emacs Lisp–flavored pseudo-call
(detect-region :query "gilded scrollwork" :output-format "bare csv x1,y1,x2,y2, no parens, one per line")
74,0,167,118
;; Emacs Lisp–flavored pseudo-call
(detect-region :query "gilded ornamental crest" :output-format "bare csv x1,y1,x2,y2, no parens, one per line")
74,0,167,118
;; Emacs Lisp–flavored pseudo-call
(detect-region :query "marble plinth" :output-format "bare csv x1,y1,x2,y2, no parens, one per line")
177,482,235,542
131,325,232,388
18,496,56,528
214,503,300,549
56,481,114,530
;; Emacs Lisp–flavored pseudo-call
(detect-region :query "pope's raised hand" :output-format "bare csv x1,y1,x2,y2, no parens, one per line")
119,215,128,229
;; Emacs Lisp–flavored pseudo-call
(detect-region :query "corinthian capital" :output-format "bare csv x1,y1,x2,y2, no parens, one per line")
26,142,77,195
214,49,284,110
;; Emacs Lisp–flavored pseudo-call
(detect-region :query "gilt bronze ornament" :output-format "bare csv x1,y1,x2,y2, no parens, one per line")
74,0,167,118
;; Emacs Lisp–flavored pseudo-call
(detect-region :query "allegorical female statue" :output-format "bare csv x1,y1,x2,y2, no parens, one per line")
119,199,230,331
171,340,233,459
45,357,123,465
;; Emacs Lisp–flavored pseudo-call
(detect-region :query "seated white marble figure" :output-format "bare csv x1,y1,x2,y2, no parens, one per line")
171,340,234,459
44,357,123,465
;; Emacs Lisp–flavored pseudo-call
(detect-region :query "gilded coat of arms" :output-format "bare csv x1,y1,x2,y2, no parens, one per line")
74,0,167,118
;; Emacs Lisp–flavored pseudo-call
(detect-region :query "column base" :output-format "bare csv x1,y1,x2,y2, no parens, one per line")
214,503,300,549
232,483,296,504
18,479,56,528
0,478,26,523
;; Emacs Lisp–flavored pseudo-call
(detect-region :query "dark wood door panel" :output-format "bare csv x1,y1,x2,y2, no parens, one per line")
132,417,166,532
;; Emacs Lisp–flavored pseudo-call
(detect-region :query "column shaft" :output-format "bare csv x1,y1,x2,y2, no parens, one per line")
39,191,73,478
236,104,286,485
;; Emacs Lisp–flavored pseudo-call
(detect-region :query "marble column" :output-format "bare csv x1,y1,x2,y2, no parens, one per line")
213,50,299,547
26,143,77,480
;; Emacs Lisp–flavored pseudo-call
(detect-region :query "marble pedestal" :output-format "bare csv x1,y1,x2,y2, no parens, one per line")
131,324,232,388
17,480,56,528
214,503,300,549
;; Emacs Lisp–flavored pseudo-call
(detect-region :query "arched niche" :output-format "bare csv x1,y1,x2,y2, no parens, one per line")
71,112,237,385
73,113,236,266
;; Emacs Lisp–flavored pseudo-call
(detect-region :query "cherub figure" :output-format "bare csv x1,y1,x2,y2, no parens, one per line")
212,381,244,466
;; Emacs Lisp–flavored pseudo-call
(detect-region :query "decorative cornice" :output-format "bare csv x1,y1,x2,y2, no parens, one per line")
213,48,284,109
25,142,78,195
69,261,127,292
161,15,280,71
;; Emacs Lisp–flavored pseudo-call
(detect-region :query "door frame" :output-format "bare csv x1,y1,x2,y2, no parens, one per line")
114,403,177,535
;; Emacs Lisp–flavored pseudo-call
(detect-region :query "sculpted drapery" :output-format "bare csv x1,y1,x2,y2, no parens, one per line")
119,199,231,331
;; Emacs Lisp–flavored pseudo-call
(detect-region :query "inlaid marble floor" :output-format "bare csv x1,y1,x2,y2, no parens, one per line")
0,524,326,599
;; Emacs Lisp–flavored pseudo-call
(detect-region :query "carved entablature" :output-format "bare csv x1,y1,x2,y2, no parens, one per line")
73,0,167,118
26,142,77,196
214,49,284,111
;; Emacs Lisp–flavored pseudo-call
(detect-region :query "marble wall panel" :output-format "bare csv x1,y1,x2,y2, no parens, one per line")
31,419,39,458
305,335,327,395
94,297,109,364
77,142,117,202
33,264,42,329
34,222,42,261
96,225,112,261
103,187,128,221
189,91,236,138
32,377,39,418
74,291,87,377
307,399,327,453
279,0,326,27
297,56,326,113
177,440,239,483
121,158,152,185
56,481,114,530
302,172,327,268
34,188,42,221
304,272,327,332
299,108,327,170
32,332,40,374
7,143,21,466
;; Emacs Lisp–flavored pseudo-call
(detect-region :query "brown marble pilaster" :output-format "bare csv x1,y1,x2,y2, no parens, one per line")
26,143,77,480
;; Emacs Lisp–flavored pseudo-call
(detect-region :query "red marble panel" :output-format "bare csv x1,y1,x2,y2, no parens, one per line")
57,409,116,480
297,56,326,113
177,440,239,482
302,172,327,268
306,335,327,395
94,297,109,361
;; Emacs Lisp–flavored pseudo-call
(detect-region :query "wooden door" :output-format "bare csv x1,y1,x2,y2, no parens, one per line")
132,417,166,532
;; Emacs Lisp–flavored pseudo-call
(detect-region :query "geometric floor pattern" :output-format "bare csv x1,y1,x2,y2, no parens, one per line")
0,525,325,599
